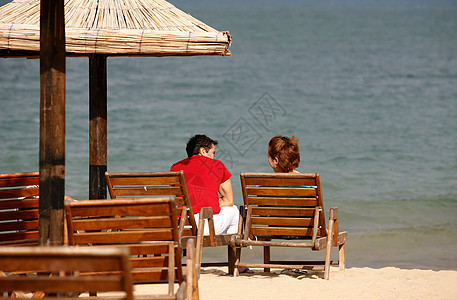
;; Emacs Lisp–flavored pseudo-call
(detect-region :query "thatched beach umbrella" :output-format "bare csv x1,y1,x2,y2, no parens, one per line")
0,0,231,245
0,0,231,57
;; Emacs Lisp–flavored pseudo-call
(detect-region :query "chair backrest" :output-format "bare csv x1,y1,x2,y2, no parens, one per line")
240,172,327,240
65,197,183,292
0,246,134,299
105,171,197,237
0,172,39,246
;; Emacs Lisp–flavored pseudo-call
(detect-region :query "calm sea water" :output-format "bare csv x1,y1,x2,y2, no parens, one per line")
1,0,456,269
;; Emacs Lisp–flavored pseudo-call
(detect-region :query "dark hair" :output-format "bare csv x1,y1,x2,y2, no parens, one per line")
268,135,300,173
186,134,218,157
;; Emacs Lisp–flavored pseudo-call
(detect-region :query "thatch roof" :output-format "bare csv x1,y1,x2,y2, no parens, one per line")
0,0,231,57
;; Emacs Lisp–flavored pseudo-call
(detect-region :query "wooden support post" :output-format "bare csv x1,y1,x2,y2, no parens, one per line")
39,0,66,246
264,245,271,273
89,54,107,199
227,245,235,275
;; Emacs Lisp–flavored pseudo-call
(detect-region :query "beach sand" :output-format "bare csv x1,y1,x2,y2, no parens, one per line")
135,266,457,299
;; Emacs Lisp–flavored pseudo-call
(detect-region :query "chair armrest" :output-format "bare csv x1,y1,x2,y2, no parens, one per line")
329,207,343,247
197,207,215,254
198,207,215,240
199,207,213,219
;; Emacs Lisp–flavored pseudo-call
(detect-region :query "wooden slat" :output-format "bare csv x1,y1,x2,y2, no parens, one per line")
0,209,39,221
0,276,124,292
0,238,38,246
243,176,317,187
131,256,168,268
0,172,39,187
245,186,317,197
251,216,314,227
182,228,194,236
251,207,316,217
73,229,174,244
246,196,318,206
242,177,316,186
69,198,173,207
0,231,39,242
0,198,39,209
71,216,172,231
251,226,313,237
0,219,39,231
89,243,174,256
128,244,171,256
0,178,38,187
132,269,176,282
109,175,181,186
0,187,39,199
112,186,183,197
1,256,122,272
69,203,171,217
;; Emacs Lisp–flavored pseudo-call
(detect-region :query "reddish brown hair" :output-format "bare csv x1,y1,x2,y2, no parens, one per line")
268,135,300,173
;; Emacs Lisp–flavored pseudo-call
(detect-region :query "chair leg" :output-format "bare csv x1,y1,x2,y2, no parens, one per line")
264,245,270,273
233,246,241,277
324,240,332,280
339,243,346,271
324,209,335,280
196,218,205,272
186,239,199,300
228,245,235,275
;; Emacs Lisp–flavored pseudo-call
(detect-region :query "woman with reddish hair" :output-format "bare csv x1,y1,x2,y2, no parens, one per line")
267,135,306,275
268,135,300,173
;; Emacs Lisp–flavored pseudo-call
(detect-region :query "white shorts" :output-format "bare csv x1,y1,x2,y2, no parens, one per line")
194,205,239,236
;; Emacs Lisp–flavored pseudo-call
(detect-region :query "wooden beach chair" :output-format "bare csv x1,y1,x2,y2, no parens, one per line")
65,197,198,299
105,171,240,274
233,172,348,280
0,246,134,299
0,172,39,246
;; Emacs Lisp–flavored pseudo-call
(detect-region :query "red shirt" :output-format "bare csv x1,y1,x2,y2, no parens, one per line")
170,155,231,214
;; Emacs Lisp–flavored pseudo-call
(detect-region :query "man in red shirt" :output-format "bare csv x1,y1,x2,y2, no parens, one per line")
170,134,239,235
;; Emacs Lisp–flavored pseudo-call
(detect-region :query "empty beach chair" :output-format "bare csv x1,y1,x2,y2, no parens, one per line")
0,246,134,299
65,197,198,299
0,172,39,246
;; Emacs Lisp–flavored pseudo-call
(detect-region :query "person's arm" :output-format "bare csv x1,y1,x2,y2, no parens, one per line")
218,178,234,207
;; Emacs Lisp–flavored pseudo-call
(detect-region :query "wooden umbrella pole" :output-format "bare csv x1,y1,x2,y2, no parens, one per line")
89,54,108,200
39,0,66,246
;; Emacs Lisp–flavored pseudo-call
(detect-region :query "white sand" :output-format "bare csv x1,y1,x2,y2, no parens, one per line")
134,267,457,300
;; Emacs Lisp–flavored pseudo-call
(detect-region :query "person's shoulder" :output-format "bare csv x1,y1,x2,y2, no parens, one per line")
212,158,229,171
207,157,224,165
171,157,190,170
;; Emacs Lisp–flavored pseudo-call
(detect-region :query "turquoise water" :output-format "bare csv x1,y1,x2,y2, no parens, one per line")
1,0,457,269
